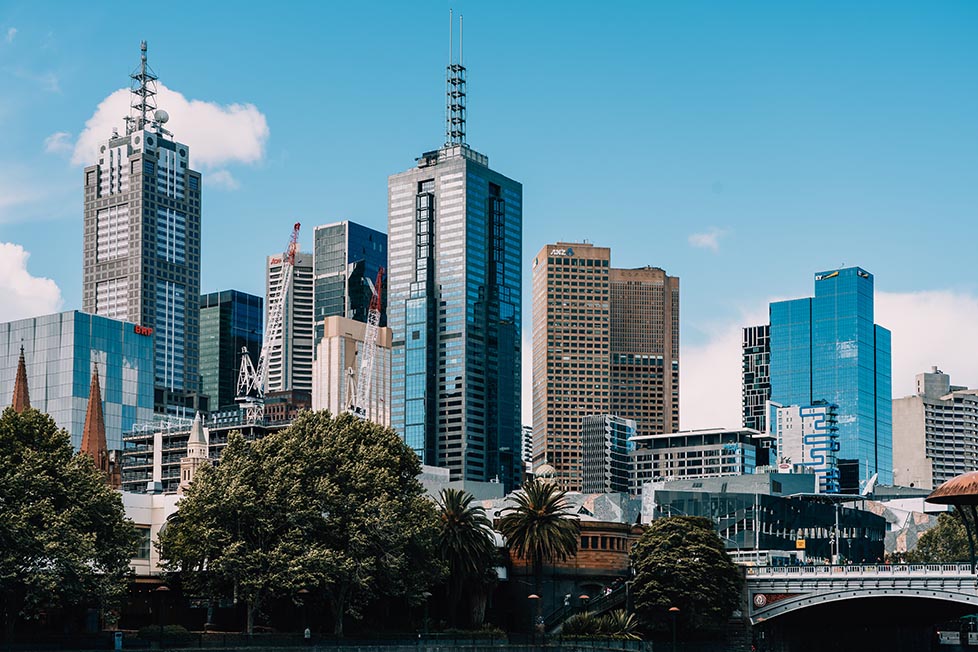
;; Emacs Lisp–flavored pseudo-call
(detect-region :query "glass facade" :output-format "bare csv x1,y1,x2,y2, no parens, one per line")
769,267,893,488
388,145,522,491
199,290,263,411
0,311,155,450
312,221,388,351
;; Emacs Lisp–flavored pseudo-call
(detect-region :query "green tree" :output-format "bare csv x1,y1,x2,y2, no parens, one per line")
436,488,496,627
158,411,444,636
497,479,580,594
907,511,971,563
0,407,138,638
631,516,743,635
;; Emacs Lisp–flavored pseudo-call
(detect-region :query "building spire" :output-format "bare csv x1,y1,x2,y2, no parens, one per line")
81,363,110,477
125,40,159,135
445,10,467,147
11,345,30,413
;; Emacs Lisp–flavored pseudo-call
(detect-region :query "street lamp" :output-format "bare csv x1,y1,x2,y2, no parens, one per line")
297,588,310,640
668,606,680,652
155,585,171,648
579,594,591,613
528,594,542,642
421,591,432,638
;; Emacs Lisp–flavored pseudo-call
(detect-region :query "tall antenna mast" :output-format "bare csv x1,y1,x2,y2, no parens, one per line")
126,40,159,135
445,11,466,147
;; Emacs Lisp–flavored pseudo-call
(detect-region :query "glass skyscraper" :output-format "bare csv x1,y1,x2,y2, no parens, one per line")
769,267,892,489
199,290,263,411
312,221,388,351
0,311,155,451
388,145,522,491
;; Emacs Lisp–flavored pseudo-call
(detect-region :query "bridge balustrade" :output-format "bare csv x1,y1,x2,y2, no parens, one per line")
746,563,973,578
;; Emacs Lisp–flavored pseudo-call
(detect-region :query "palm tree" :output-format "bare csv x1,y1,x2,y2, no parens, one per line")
498,478,580,595
437,488,496,626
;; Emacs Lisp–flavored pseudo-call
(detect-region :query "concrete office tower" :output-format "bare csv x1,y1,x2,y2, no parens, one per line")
531,243,612,490
199,290,263,411
312,222,388,352
742,325,771,431
311,315,392,425
82,43,202,415
265,252,314,393
893,367,978,490
388,24,523,491
581,414,635,494
1,311,155,450
769,401,841,493
531,243,680,491
610,266,680,435
769,267,892,490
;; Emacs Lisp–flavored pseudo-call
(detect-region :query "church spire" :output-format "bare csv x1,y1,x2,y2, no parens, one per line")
81,363,111,481
11,345,30,413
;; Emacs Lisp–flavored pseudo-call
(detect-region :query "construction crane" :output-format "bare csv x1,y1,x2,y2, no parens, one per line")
236,222,301,422
349,267,385,420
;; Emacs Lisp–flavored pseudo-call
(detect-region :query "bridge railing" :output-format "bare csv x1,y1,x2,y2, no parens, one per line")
746,563,974,578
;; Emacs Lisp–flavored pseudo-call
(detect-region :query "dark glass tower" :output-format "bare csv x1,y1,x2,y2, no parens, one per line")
387,25,522,490
769,267,892,488
199,290,263,411
312,221,388,352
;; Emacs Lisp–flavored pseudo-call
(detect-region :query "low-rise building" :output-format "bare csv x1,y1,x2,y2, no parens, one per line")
629,427,771,495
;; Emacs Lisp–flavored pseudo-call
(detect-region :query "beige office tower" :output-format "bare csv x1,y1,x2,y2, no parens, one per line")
531,242,679,492
311,316,392,426
609,266,680,435
531,243,612,491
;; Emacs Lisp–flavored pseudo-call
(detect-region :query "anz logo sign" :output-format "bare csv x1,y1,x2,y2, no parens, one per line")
550,247,574,257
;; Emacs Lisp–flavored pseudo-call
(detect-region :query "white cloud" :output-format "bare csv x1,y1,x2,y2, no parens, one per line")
0,242,63,321
5,28,16,43
207,169,240,190
72,84,269,168
688,227,728,252
679,290,978,431
43,131,72,154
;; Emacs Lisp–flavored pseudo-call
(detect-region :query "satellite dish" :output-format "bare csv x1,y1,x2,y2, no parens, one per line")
154,109,170,124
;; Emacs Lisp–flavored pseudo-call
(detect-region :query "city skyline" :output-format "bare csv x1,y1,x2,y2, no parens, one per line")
3,3,978,429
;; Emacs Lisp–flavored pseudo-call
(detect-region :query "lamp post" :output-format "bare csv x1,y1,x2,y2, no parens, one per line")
578,594,590,613
297,588,310,641
421,591,431,638
528,594,542,642
668,606,680,652
155,585,171,648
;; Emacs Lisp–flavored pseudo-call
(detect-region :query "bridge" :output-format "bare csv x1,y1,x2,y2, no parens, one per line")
746,563,978,623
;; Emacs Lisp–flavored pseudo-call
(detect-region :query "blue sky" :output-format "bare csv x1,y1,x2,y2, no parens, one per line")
2,1,977,426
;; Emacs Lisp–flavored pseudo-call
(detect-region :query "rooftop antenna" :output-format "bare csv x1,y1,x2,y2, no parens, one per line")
445,10,466,147
126,40,159,135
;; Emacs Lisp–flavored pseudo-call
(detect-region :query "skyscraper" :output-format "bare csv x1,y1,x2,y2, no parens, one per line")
531,243,611,490
311,316,392,424
769,267,892,489
265,252,314,394
82,42,202,415
742,324,771,431
199,290,263,411
610,266,680,435
388,24,523,490
531,242,679,491
312,221,388,351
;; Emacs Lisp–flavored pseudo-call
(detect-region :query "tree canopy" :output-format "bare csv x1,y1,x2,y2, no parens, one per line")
0,407,137,637
157,410,444,635
497,478,579,593
630,516,743,634
906,511,971,564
